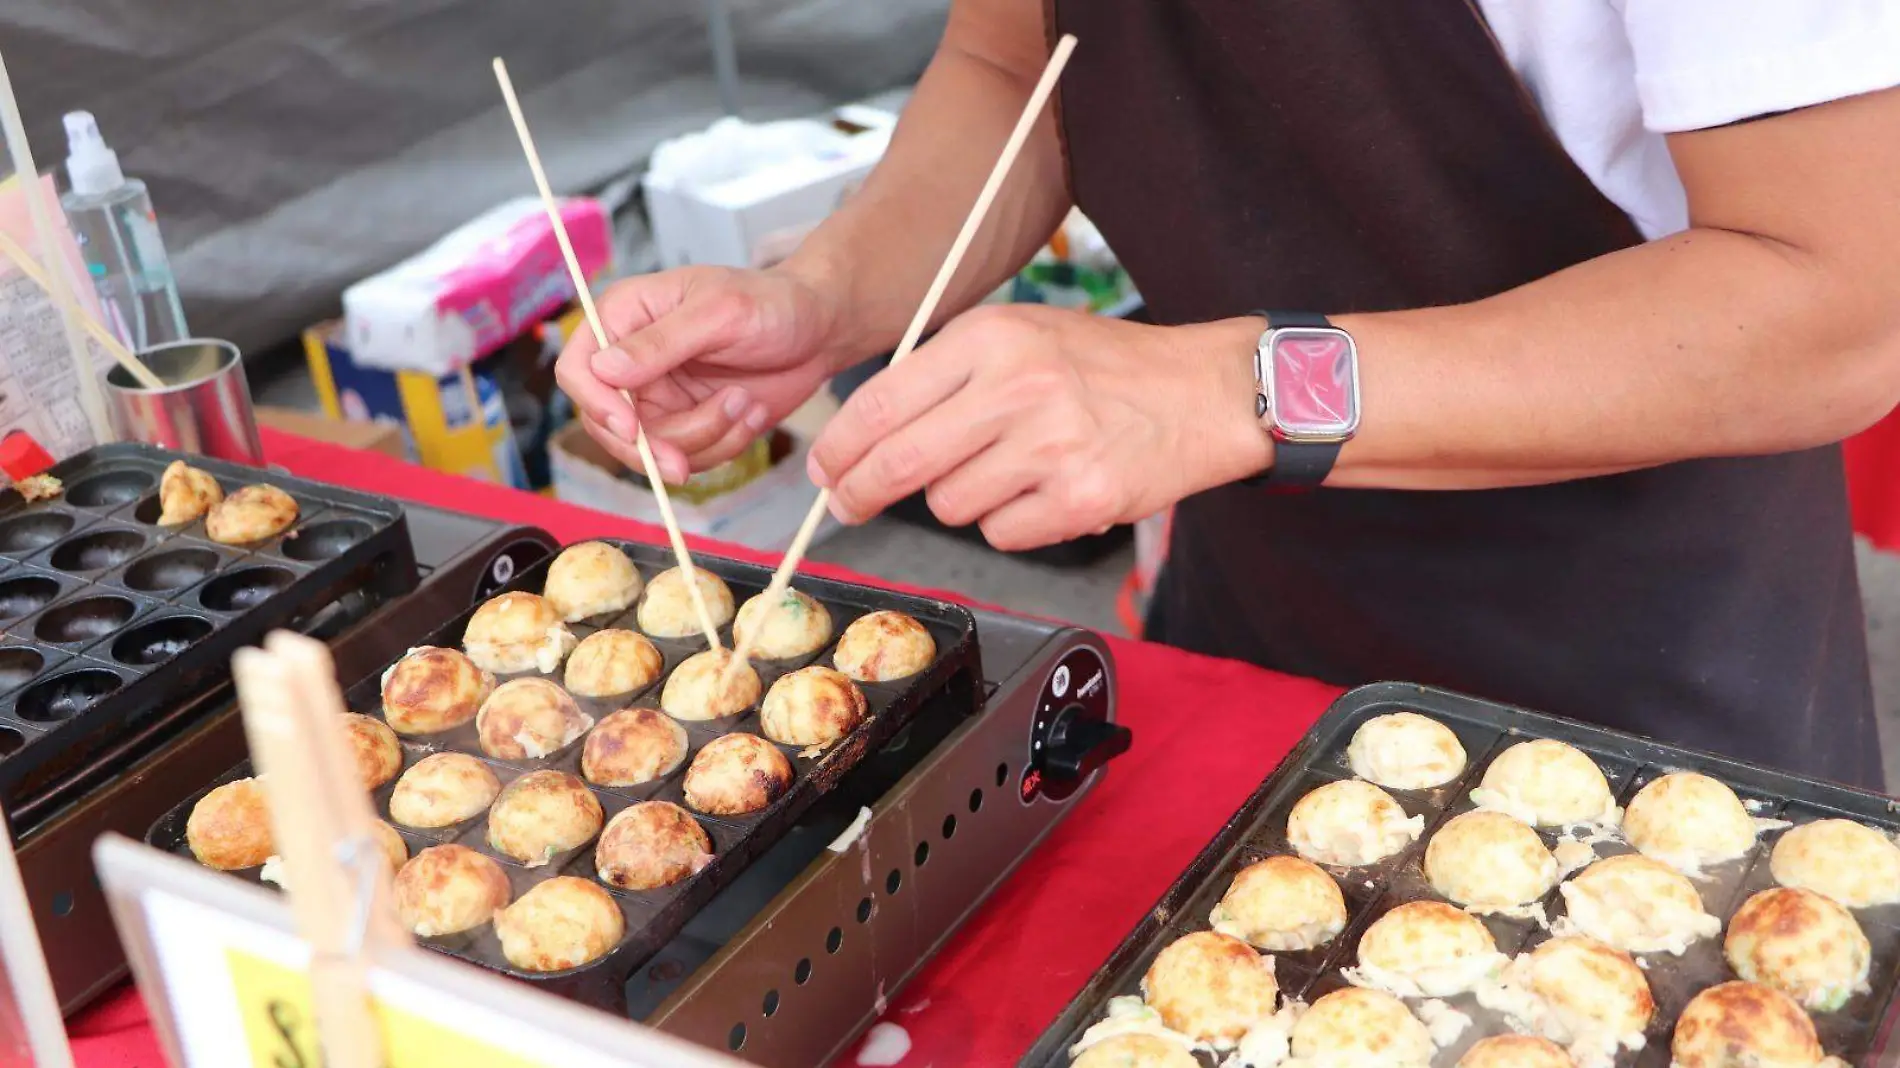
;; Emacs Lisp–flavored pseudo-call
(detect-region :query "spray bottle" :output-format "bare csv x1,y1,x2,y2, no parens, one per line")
60,111,189,352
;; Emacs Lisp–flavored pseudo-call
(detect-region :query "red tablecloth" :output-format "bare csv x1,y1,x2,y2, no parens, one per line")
63,428,1342,1067
1847,411,1900,552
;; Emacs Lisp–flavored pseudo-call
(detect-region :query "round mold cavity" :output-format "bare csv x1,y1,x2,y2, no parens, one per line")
0,512,76,554
34,595,138,645
112,615,213,666
200,566,295,612
16,669,124,722
123,547,221,593
48,528,147,572
0,726,23,758
0,575,60,620
66,470,156,509
282,518,370,562
0,647,44,690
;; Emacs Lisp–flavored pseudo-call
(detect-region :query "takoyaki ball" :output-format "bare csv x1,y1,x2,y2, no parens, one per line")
1725,887,1871,1013
563,629,663,698
1286,779,1423,867
157,460,222,525
1671,982,1827,1068
542,541,642,622
833,611,935,683
637,566,734,638
204,484,298,544
381,646,493,735
371,819,409,872
660,648,761,722
1471,739,1615,828
1771,818,1900,908
734,589,833,660
339,712,401,790
594,800,715,890
463,592,577,675
1141,931,1279,1047
486,770,604,867
1485,936,1654,1058
761,666,867,748
1457,1036,1576,1068
1071,1035,1199,1068
1288,988,1433,1068
1557,853,1721,955
476,678,593,760
1346,711,1467,791
388,753,501,829
1424,810,1558,911
582,708,689,787
393,843,511,938
187,777,273,870
1209,855,1348,952
495,876,625,972
1623,772,1756,874
1351,901,1504,998
683,734,793,816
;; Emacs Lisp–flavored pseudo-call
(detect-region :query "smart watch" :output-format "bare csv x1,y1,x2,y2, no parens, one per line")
1249,310,1360,487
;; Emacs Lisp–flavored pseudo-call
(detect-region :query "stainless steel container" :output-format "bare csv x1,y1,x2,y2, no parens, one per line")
103,339,263,466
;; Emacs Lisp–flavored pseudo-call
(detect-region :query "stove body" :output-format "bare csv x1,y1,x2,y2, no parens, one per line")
634,609,1119,1066
15,504,555,1014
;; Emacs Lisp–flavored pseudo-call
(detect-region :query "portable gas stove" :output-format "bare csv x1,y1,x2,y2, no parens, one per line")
631,607,1124,1066
15,501,556,1013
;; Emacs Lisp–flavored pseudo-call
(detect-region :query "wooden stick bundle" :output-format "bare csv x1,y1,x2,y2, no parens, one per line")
493,58,725,651
724,35,1077,681
235,631,408,1068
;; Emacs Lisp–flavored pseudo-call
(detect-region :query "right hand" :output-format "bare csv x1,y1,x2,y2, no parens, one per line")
555,265,843,484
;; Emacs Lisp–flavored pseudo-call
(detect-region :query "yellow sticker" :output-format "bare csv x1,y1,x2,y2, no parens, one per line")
224,947,322,1068
224,946,558,1068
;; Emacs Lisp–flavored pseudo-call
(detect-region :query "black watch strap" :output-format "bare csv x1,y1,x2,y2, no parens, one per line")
1247,309,1340,489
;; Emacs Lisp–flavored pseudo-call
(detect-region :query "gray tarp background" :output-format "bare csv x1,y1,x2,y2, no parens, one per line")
4,0,944,354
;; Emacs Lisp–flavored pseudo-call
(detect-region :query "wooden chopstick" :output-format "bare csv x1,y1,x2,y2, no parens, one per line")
725,35,1078,681
493,58,725,651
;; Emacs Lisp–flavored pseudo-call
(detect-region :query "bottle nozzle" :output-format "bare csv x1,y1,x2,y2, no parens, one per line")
63,110,124,198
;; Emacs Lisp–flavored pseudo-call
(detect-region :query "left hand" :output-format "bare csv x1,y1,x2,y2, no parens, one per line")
808,305,1272,551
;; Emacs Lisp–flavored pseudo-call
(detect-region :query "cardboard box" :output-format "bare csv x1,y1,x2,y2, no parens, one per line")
549,421,838,552
302,321,529,488
644,107,895,270
255,405,406,458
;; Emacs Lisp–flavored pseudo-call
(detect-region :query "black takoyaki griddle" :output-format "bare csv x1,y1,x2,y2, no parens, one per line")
13,488,557,1015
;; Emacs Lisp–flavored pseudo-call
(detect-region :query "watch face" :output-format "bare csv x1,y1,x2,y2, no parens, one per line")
1266,327,1359,440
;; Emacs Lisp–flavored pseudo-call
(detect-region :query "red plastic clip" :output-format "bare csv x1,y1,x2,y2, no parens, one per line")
0,431,57,481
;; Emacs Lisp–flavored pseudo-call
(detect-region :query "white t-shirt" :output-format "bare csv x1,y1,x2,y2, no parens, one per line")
1474,0,1900,238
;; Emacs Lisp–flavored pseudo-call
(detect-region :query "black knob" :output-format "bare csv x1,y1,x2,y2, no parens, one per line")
1043,704,1131,781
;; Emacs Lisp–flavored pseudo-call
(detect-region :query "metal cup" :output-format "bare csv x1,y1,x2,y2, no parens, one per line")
104,339,264,466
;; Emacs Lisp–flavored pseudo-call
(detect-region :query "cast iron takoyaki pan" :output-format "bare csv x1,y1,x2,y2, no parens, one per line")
0,442,415,812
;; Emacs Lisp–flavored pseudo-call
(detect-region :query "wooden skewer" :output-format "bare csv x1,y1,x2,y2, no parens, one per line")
725,35,1077,682
493,58,724,651
0,227,166,390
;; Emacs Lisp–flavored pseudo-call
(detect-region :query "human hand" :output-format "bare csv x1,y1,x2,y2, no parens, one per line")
807,305,1273,550
555,265,844,483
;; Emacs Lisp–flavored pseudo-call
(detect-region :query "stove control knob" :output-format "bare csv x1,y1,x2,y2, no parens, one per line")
1023,646,1126,803
1043,705,1131,781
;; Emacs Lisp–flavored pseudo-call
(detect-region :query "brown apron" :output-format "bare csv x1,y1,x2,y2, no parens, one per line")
1050,0,1884,788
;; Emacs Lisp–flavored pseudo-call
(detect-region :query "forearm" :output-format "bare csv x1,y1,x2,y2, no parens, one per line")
1327,228,1900,489
777,6,1070,371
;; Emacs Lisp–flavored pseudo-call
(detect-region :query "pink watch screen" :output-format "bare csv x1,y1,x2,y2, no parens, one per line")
1272,333,1356,436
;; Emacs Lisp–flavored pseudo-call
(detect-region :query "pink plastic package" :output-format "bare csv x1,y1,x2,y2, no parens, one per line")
342,197,613,376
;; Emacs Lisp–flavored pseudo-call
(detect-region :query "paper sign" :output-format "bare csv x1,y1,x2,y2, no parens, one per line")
94,835,747,1068
0,173,114,460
